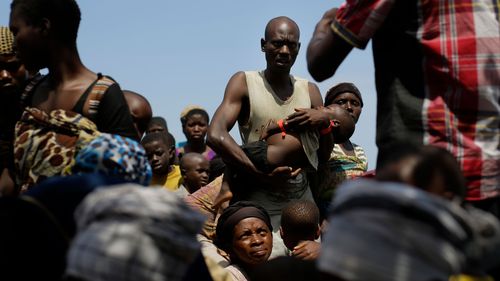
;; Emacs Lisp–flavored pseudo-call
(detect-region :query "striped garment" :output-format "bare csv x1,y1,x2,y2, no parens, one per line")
317,142,368,216
332,0,500,200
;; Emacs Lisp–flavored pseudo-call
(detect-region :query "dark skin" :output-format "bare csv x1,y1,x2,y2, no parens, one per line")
9,8,98,114
143,139,173,176
180,153,210,193
229,217,273,271
208,17,332,185
0,50,29,196
330,92,363,157
182,113,210,155
123,90,152,138
307,8,353,82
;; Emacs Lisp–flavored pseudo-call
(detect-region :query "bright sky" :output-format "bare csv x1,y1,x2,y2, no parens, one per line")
1,0,378,170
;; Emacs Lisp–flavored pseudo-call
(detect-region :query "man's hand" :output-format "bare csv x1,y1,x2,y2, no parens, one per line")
285,108,330,130
292,240,320,260
255,166,302,186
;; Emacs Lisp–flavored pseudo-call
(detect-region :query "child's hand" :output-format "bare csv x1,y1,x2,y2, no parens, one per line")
292,240,320,260
259,119,279,140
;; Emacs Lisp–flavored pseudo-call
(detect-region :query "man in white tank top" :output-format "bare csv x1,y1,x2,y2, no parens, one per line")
208,16,334,258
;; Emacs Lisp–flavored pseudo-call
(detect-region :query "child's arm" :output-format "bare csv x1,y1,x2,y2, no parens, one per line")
259,119,287,140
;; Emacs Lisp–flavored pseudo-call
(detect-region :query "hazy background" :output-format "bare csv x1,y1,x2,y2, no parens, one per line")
1,0,378,169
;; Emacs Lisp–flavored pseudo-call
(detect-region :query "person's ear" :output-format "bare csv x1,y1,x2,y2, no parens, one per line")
279,226,284,239
261,38,266,52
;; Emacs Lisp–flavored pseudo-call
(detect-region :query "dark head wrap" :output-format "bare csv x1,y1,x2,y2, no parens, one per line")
325,82,363,107
215,201,272,251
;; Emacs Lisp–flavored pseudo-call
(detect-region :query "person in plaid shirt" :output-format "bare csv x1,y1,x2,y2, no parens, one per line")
307,1,500,211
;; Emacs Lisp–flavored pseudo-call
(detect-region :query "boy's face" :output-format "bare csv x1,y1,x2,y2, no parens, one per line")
181,156,210,193
143,140,172,175
146,124,166,135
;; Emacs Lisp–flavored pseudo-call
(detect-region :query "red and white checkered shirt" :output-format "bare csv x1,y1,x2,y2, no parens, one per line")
332,0,500,200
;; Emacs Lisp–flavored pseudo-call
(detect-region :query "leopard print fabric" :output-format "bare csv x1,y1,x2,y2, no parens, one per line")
14,107,101,192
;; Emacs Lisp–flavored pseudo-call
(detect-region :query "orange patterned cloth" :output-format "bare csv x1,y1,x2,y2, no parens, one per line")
184,175,223,239
14,107,100,192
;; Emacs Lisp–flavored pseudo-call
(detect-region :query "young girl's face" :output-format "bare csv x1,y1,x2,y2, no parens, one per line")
183,113,208,142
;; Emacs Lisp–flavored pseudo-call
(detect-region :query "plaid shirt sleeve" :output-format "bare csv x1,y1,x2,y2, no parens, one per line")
332,0,396,49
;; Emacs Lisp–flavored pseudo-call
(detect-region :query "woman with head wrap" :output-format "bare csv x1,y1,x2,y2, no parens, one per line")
315,82,368,220
215,201,273,281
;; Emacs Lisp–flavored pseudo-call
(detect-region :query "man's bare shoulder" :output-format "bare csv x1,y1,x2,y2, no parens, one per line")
224,71,251,99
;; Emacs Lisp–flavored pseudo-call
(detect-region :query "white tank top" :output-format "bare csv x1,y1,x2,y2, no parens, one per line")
239,71,319,169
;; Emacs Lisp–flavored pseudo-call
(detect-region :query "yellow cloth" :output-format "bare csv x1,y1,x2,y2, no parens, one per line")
450,275,494,281
151,165,182,191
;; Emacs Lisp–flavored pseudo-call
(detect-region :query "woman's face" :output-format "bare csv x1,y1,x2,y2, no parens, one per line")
230,217,272,267
183,113,208,142
331,92,362,123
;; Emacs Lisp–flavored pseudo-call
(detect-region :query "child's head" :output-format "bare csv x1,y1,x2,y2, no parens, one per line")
146,117,168,135
410,145,466,201
325,104,355,144
376,142,466,201
180,152,210,193
280,200,320,250
180,106,209,143
123,90,152,138
141,132,173,176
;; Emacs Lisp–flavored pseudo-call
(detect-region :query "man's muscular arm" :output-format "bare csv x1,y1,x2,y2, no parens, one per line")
307,8,353,82
208,72,301,180
207,72,259,174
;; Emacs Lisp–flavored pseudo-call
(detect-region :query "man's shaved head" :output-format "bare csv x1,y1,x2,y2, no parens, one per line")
265,16,300,41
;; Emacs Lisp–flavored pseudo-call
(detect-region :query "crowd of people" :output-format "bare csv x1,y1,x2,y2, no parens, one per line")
0,0,499,280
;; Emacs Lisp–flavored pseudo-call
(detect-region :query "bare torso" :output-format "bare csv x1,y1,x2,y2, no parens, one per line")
265,132,308,170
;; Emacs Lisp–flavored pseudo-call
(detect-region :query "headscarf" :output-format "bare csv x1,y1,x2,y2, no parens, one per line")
0,26,14,55
318,179,500,281
180,105,208,126
72,133,152,185
215,201,272,251
324,82,363,107
66,184,206,281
